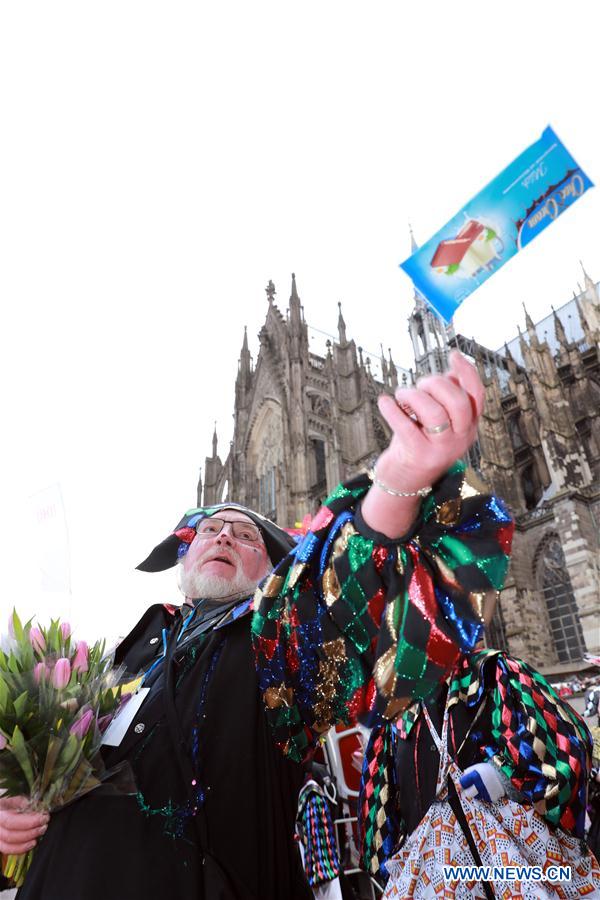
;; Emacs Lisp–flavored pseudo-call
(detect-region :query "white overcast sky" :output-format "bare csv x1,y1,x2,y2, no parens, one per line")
1,1,599,643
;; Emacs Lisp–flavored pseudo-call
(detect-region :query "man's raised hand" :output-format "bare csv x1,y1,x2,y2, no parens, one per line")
361,351,485,538
377,350,484,492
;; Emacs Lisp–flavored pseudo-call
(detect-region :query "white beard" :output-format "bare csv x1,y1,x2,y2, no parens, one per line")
177,561,264,601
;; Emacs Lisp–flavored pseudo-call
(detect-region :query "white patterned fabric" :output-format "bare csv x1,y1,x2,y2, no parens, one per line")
384,705,600,898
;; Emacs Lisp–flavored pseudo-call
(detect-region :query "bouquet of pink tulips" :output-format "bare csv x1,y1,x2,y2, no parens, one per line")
0,610,129,886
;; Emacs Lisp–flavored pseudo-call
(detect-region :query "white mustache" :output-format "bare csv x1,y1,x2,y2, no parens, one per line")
196,547,241,568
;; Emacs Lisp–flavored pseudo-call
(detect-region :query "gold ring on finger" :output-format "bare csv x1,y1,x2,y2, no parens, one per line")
423,420,451,435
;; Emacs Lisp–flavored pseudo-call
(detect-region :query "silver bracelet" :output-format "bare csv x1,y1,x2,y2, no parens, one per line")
368,466,432,498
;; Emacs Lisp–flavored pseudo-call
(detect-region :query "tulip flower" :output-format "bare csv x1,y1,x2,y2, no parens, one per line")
69,708,94,739
29,627,46,654
97,714,113,734
33,661,48,684
60,621,72,640
0,733,7,750
51,657,71,689
72,640,89,673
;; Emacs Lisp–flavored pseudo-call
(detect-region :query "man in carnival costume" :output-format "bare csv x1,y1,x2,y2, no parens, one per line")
2,352,522,899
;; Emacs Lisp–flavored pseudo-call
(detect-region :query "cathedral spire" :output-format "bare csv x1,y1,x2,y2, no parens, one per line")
580,260,596,291
409,222,418,254
337,301,347,344
408,225,427,311
580,260,600,307
522,302,538,345
238,325,252,379
574,291,595,344
552,306,568,348
196,466,203,507
265,279,276,304
504,342,518,377
388,347,398,390
380,343,389,384
288,272,303,331
290,272,300,303
212,422,218,458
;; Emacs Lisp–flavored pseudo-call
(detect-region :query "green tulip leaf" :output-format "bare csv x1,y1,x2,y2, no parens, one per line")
7,653,21,675
9,724,35,789
11,609,24,643
12,690,29,718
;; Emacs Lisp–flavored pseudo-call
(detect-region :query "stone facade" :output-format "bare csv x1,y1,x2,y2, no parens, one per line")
441,267,600,669
201,275,409,525
202,265,600,669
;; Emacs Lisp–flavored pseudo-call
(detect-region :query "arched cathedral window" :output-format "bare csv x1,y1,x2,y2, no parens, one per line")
535,535,586,663
259,468,276,521
508,414,524,449
309,439,326,492
220,479,229,504
521,463,542,510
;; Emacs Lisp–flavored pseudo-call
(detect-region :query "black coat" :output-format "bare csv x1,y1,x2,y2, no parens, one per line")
17,602,311,900
395,683,486,837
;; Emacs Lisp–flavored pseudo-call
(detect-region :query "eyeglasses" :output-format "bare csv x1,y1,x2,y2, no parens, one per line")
194,517,262,543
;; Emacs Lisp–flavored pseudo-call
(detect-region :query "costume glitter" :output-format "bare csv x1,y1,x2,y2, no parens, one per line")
253,462,514,761
135,625,226,840
318,511,352,583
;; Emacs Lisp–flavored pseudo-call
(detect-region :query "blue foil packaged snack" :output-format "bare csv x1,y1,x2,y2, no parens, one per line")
401,126,593,322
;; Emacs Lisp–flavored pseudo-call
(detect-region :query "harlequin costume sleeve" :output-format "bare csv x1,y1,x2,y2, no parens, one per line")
252,461,514,763
447,649,593,837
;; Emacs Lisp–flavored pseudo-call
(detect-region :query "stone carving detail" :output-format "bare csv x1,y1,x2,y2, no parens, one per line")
309,393,331,418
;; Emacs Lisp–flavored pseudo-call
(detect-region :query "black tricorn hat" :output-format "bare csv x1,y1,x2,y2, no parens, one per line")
136,502,296,572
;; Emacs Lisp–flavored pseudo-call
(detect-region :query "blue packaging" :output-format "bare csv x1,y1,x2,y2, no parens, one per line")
400,126,593,322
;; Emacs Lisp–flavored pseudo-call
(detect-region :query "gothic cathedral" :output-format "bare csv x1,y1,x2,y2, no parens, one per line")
201,267,600,671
